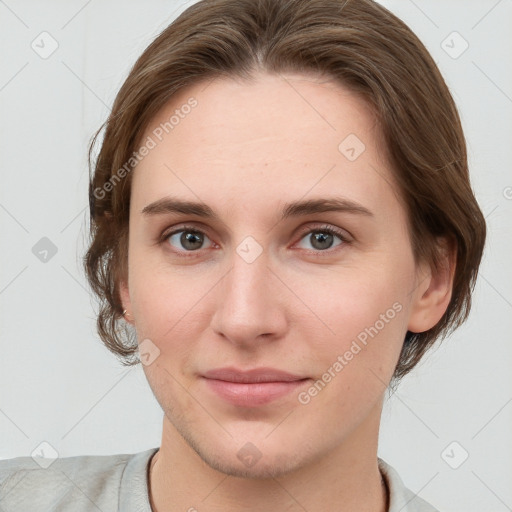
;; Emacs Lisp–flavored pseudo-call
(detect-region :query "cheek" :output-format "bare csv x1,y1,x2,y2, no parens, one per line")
130,263,204,403
293,260,411,334
289,262,412,381
293,274,408,423
128,248,211,340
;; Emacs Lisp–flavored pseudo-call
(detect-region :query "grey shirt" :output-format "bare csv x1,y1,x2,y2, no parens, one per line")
0,448,439,511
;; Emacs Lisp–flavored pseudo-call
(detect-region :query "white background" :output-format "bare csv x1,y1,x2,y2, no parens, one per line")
0,1,511,511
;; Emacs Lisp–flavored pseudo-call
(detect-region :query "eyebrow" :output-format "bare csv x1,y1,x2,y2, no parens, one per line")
141,196,374,220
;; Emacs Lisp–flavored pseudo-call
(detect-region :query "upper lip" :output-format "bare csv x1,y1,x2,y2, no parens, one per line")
202,367,307,383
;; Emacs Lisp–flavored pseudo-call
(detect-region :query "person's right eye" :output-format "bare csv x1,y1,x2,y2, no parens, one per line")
164,225,214,255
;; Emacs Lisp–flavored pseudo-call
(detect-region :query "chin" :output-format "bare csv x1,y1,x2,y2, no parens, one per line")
178,423,312,480
199,446,305,480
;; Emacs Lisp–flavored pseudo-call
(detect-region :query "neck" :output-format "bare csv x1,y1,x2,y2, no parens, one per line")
149,410,388,512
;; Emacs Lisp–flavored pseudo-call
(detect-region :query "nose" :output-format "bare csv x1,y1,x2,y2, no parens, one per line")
210,248,288,347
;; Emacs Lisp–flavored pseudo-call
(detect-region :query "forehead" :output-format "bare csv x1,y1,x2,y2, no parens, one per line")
132,72,399,219
144,71,382,157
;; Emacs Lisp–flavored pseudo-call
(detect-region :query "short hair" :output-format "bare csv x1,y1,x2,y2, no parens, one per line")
85,0,486,381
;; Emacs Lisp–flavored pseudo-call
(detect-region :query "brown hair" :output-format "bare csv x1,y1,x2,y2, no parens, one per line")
85,0,486,381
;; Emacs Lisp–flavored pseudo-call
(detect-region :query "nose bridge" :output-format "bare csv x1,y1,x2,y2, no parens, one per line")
228,249,268,306
211,245,286,343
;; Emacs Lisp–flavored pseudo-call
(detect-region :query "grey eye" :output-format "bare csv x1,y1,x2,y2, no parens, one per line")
297,230,343,251
168,230,212,251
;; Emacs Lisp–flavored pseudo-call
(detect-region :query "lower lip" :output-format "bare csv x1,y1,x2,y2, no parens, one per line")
203,378,310,407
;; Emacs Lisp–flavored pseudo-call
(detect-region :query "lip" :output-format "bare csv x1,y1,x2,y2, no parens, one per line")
201,367,310,407
202,367,306,383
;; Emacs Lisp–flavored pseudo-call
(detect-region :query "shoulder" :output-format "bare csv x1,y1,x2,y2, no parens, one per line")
378,458,441,512
0,447,158,512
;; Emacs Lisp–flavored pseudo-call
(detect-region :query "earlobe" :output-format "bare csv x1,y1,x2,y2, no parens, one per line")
119,280,133,324
407,239,456,333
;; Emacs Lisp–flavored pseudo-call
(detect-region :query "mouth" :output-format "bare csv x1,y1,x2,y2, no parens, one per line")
201,367,311,407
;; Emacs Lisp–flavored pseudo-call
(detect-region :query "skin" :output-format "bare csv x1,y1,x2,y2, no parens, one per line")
120,72,454,512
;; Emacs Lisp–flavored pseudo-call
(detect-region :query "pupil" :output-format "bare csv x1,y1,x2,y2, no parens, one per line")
181,231,203,250
311,232,333,250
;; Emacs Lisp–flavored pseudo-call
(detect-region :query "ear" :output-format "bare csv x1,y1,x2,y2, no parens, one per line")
119,279,134,325
407,238,456,333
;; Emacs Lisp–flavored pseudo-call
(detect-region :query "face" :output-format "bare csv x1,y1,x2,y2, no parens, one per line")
121,72,432,478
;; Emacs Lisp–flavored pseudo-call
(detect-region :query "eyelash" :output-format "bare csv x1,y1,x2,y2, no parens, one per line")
160,224,351,258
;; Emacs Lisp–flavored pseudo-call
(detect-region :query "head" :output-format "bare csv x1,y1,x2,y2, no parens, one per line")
85,0,485,477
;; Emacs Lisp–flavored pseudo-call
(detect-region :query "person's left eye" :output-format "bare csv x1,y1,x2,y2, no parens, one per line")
295,226,348,252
